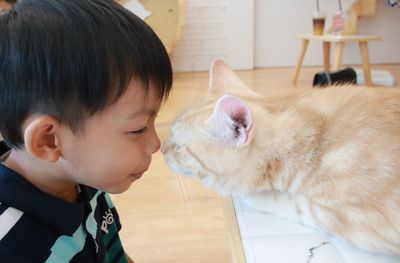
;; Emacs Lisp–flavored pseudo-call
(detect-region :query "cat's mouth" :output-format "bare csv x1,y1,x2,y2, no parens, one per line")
163,152,230,194
163,153,196,178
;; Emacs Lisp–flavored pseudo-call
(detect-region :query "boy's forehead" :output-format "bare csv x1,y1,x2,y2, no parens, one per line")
117,81,161,111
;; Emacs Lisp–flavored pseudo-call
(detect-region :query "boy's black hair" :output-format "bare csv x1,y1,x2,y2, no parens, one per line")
0,0,172,148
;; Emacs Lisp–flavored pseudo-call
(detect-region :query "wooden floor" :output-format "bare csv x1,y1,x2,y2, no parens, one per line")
111,64,400,263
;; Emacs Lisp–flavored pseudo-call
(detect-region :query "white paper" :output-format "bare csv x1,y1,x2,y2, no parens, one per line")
124,0,151,20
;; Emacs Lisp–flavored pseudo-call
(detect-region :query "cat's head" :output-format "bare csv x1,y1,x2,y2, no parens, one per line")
162,60,268,194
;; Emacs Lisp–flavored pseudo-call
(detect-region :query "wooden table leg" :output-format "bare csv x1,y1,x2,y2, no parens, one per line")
323,41,331,72
292,39,309,85
359,41,372,87
332,42,345,71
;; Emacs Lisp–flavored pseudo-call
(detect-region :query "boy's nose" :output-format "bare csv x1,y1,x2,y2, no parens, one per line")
147,128,161,155
152,135,161,154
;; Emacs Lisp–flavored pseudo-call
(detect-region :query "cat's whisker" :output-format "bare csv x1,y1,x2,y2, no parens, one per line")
173,173,192,207
177,173,192,207
173,173,184,202
181,174,193,205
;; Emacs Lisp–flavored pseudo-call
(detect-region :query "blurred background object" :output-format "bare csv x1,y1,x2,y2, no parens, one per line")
116,0,185,54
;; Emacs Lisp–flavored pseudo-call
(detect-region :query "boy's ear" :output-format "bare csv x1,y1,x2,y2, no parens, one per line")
23,116,62,163
208,59,257,96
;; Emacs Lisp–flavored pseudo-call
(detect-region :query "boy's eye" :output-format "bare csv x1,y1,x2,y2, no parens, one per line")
129,127,148,135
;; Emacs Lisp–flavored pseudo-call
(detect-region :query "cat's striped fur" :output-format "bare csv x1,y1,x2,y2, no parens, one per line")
162,60,400,256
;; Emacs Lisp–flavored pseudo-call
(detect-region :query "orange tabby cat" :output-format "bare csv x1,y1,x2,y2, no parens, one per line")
162,60,400,256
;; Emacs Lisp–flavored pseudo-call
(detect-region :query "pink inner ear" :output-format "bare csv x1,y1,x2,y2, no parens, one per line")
216,95,253,143
244,123,253,144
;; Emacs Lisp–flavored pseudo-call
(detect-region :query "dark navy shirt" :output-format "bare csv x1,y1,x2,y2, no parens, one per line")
0,141,128,262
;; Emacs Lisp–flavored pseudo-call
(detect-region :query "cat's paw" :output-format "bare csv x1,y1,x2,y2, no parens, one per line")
242,191,278,214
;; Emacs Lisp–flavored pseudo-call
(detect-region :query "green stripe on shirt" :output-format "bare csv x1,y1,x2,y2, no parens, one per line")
45,224,87,263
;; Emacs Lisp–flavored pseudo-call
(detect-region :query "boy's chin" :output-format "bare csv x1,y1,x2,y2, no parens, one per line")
100,181,136,195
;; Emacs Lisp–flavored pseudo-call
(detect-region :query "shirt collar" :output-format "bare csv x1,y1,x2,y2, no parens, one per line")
0,141,86,235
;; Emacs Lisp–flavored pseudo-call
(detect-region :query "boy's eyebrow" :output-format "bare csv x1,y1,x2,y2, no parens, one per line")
126,108,156,119
126,102,161,120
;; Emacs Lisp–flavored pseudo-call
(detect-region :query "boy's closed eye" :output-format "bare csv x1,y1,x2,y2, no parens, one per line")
126,108,159,136
129,127,148,135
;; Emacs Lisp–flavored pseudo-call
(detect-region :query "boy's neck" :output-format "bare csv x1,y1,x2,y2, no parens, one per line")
2,150,79,203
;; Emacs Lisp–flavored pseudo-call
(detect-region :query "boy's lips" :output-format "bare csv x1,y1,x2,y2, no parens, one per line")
130,170,147,179
131,163,150,179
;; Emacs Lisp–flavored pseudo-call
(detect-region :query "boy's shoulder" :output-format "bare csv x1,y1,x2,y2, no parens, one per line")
0,201,57,261
0,152,84,261
0,150,124,262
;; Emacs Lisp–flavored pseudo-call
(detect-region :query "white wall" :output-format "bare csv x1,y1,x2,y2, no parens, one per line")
170,0,229,72
255,0,400,67
170,0,400,72
170,0,254,72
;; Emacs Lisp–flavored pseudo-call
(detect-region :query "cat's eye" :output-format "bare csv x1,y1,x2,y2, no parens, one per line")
129,127,148,135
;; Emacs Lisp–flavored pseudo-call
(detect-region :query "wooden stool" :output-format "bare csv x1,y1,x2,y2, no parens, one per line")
292,34,381,86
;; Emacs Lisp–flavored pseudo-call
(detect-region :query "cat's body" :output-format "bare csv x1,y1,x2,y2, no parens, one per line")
162,60,400,256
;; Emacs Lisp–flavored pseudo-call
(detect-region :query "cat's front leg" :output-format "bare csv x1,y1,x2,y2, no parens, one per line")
242,191,316,228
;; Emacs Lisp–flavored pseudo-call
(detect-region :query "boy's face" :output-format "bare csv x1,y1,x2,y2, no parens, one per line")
59,81,162,194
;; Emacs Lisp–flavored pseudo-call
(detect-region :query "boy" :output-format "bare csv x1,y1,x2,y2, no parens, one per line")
0,0,172,262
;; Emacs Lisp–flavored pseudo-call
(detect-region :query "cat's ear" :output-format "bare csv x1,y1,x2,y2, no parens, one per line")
206,95,254,147
208,59,252,95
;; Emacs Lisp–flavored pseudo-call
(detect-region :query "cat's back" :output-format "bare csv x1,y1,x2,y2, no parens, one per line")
295,87,400,196
302,86,400,143
286,87,400,214
298,86,400,120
